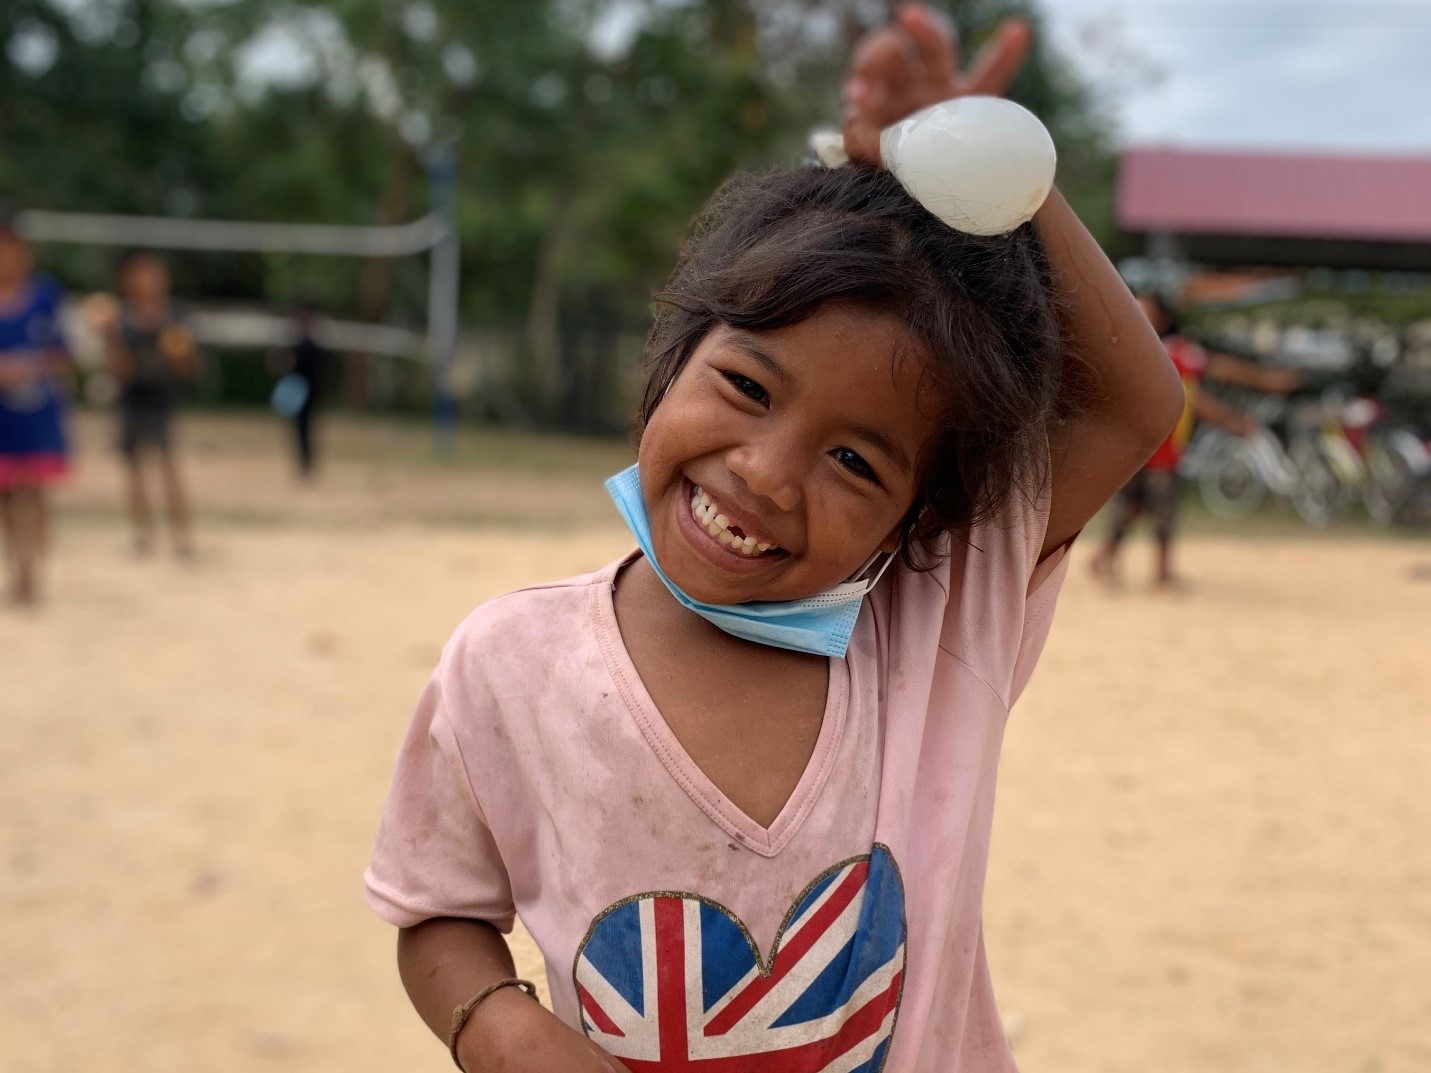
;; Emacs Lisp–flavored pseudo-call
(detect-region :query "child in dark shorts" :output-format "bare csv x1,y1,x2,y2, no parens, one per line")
1092,293,1298,589
1106,466,1181,551
101,251,199,557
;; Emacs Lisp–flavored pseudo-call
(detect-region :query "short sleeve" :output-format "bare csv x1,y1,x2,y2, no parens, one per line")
363,675,516,931
995,467,1074,707
938,440,1074,708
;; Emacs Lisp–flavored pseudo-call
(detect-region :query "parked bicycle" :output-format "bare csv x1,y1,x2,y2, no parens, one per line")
1185,384,1431,527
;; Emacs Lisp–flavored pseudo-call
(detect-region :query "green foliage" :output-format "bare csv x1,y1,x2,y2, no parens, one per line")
2,0,1119,419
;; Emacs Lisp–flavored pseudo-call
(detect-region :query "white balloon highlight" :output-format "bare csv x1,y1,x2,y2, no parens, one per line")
878,96,1056,236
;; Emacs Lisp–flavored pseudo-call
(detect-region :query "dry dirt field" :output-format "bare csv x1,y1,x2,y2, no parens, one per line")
3,412,1428,1073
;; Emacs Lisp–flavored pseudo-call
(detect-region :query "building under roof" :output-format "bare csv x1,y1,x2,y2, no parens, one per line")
1116,147,1431,272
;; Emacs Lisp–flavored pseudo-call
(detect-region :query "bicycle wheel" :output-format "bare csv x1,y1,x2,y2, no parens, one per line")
1199,441,1267,520
1364,431,1430,526
1401,474,1431,527
1363,446,1415,525
1289,438,1353,527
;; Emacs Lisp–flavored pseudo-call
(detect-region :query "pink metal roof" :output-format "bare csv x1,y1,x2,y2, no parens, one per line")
1117,147,1431,243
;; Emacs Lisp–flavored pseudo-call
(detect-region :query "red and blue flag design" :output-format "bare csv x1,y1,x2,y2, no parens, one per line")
575,846,905,1072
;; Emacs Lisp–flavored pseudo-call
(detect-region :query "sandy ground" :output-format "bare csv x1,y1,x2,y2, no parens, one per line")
3,412,1428,1073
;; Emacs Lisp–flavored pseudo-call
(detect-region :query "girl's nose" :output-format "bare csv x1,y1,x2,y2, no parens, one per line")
726,442,802,513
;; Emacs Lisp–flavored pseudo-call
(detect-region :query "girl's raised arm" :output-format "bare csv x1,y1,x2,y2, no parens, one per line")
1025,186,1184,557
844,4,1184,559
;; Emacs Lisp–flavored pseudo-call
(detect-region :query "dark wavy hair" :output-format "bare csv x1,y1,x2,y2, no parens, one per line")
636,163,1073,568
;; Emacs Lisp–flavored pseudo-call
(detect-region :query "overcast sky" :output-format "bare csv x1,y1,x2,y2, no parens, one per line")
159,0,1431,156
1039,0,1431,152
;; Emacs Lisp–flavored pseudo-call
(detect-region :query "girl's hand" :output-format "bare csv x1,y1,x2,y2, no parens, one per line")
842,3,1032,165
456,986,631,1073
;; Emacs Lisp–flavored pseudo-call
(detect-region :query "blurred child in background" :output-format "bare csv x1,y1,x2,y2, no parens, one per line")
0,209,70,605
1091,292,1300,589
270,299,332,479
101,251,198,558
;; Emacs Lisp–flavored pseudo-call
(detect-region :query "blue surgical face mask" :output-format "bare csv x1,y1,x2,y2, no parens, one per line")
605,464,893,659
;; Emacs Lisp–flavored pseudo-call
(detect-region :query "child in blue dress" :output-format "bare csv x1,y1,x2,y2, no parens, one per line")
0,209,70,605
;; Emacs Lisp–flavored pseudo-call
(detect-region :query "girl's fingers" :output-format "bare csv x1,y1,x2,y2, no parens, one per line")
849,28,898,85
842,120,880,165
843,76,892,164
960,17,1032,97
851,29,916,107
896,4,959,93
844,4,1027,162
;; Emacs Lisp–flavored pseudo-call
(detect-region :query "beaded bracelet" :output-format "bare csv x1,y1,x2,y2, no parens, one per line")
448,977,539,1071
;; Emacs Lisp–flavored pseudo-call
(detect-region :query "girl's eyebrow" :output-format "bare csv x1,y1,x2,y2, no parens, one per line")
851,423,913,475
723,330,790,383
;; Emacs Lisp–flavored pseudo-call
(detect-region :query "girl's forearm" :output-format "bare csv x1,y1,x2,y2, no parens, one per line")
397,917,520,1052
397,919,628,1073
1034,187,1183,440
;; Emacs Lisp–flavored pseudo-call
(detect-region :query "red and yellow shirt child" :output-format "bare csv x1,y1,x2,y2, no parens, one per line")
1145,335,1209,472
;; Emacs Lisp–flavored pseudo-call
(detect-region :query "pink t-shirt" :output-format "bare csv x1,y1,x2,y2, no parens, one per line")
366,485,1070,1073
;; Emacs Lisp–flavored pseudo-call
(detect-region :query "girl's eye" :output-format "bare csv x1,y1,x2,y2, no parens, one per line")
722,371,769,407
831,447,881,486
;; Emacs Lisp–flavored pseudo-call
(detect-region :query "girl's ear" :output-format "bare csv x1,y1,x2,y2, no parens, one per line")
880,500,929,554
877,523,903,555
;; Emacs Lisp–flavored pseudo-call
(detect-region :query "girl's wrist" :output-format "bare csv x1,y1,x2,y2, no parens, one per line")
454,983,542,1072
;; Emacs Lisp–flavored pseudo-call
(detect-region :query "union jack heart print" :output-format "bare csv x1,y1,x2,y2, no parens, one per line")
574,845,906,1072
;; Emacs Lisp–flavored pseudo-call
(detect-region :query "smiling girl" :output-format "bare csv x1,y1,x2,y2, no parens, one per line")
365,8,1182,1072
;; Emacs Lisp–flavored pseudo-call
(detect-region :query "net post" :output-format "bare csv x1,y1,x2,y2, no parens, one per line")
427,138,461,457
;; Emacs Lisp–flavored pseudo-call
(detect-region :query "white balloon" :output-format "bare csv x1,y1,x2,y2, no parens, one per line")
879,96,1056,236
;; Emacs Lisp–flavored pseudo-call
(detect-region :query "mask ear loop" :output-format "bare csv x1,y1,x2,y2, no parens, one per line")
848,548,898,590
850,503,924,588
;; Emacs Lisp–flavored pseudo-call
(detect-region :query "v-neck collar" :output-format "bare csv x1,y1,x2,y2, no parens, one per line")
592,553,851,859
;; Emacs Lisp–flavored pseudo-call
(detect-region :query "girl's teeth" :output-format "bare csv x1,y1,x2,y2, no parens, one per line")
689,483,778,557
